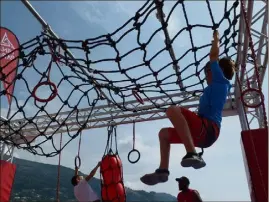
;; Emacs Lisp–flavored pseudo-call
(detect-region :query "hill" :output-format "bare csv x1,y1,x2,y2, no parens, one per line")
9,157,176,201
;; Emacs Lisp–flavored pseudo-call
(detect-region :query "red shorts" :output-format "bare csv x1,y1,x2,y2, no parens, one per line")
167,108,220,148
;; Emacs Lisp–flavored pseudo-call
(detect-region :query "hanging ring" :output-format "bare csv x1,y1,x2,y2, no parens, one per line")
241,88,264,108
32,81,58,102
74,156,81,169
128,149,140,164
128,121,140,164
31,58,58,103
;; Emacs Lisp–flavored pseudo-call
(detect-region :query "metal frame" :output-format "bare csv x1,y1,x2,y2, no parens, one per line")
0,142,14,162
155,1,184,89
235,0,268,130
0,116,16,162
0,0,267,162
2,93,237,136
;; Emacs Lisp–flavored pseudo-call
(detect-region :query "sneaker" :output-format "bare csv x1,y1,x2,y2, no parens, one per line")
140,169,169,186
181,152,206,169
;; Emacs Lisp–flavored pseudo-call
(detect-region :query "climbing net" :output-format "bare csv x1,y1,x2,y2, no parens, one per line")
0,0,240,157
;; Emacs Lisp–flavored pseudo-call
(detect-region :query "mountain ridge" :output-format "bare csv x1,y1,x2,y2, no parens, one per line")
8,157,177,201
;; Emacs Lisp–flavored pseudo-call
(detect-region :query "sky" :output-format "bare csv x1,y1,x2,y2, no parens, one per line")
1,1,268,201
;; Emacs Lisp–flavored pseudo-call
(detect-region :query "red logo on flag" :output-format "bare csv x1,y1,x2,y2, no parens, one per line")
0,27,20,105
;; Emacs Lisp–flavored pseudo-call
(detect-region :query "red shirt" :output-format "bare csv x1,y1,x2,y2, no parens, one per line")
177,189,199,202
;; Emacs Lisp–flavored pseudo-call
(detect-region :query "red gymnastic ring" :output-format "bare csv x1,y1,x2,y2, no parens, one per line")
74,156,81,169
240,88,264,108
132,90,144,104
32,81,58,103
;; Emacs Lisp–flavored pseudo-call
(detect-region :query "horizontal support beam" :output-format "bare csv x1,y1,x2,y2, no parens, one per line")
1,92,237,137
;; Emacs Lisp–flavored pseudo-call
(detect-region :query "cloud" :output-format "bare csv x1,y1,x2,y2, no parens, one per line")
124,180,147,191
167,15,181,39
74,2,105,25
72,1,186,49
116,0,181,40
69,1,128,34
118,133,157,153
114,1,138,17
158,12,181,42
118,132,160,164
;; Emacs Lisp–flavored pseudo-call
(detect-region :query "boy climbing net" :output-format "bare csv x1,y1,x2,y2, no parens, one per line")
140,30,235,186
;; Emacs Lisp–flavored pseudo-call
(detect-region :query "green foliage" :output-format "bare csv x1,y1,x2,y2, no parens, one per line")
10,158,176,201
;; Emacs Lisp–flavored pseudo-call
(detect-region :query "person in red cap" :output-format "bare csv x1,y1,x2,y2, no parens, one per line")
176,176,203,202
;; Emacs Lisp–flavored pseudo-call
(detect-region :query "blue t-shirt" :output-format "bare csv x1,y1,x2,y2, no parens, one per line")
198,61,231,128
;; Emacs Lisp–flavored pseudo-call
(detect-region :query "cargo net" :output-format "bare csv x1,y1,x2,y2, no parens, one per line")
0,0,240,157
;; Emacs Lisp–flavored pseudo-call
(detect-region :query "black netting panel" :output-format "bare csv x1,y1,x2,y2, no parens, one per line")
0,0,240,157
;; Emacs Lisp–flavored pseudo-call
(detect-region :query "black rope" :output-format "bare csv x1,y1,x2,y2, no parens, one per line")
0,0,240,157
128,121,141,164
